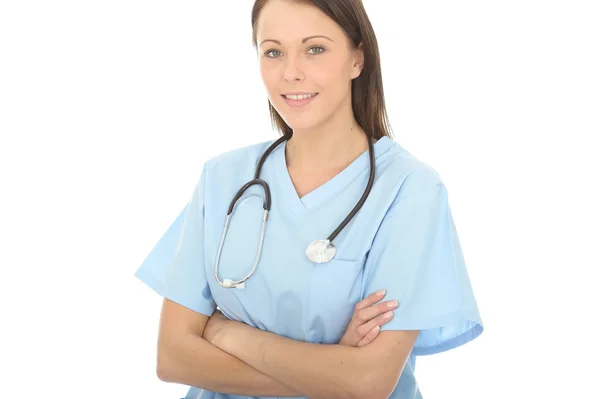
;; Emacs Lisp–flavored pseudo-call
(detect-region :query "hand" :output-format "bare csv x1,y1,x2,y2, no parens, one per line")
339,290,398,347
203,309,232,346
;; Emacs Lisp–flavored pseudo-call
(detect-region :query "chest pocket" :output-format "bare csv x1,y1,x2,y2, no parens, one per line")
306,254,366,343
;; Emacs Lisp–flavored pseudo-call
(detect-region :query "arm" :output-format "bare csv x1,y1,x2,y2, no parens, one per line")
209,315,419,399
156,298,303,397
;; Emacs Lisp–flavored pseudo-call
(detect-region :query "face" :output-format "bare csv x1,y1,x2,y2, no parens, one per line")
256,0,364,133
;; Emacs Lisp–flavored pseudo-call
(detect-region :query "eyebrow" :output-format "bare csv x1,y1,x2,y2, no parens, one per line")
259,35,334,47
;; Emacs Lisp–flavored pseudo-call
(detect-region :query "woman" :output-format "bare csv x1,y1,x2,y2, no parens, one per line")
135,1,484,398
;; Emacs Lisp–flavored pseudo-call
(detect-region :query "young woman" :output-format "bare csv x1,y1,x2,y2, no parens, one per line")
136,1,484,398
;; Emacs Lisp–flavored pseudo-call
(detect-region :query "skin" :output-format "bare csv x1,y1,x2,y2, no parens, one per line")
157,1,420,398
256,0,370,198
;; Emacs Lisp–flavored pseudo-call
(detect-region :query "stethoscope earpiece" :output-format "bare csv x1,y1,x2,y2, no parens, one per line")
222,279,246,289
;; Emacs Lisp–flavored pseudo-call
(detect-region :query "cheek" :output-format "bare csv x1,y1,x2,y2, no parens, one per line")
260,63,278,88
312,61,348,93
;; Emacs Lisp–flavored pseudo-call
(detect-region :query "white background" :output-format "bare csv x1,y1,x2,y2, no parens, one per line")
1,1,599,398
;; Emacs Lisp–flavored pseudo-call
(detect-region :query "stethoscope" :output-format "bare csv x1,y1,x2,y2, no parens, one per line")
214,132,376,289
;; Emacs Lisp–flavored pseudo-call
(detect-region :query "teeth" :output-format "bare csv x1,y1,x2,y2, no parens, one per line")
285,93,316,100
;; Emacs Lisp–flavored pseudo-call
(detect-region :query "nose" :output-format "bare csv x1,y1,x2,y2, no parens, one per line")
283,55,305,83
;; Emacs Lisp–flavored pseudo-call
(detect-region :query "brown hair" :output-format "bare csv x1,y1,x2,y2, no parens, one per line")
251,0,394,140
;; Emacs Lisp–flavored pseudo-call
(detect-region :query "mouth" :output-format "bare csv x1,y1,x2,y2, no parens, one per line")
281,93,319,107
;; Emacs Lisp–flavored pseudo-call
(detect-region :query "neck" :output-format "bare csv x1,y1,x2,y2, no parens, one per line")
285,117,370,174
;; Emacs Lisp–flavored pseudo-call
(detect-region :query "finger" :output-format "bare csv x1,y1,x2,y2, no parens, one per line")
356,300,398,323
357,325,380,347
354,289,387,312
356,311,394,336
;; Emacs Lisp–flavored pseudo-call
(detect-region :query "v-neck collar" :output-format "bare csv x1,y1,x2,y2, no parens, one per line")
271,136,395,216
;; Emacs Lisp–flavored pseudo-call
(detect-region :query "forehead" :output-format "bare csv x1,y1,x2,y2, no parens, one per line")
256,0,342,43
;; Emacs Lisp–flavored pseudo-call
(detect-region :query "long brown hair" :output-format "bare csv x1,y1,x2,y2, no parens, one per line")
251,0,394,140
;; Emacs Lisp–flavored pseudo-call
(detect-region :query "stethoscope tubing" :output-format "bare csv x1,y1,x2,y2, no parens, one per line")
214,131,375,288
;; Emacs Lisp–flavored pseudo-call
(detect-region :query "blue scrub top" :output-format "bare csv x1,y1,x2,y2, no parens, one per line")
135,136,484,399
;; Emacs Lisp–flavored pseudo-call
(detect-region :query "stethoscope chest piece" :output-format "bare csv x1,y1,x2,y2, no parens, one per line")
306,239,337,263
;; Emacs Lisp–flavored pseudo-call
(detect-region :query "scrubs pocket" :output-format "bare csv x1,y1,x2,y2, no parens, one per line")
307,256,366,343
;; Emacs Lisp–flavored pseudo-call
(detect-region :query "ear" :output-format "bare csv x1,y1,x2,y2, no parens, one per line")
351,42,365,79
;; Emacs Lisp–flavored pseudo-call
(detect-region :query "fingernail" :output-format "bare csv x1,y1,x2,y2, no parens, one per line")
388,300,399,308
376,289,386,296
384,311,393,319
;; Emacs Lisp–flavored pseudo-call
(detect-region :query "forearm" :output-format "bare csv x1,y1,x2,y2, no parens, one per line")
216,324,373,399
159,332,303,397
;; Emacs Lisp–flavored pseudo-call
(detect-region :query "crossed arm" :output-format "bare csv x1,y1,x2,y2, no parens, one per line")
157,299,419,399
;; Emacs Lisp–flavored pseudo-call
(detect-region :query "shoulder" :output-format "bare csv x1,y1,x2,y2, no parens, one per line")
378,139,446,197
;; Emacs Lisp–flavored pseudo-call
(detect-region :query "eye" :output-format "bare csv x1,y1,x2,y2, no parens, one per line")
263,46,326,58
264,49,282,58
307,46,325,55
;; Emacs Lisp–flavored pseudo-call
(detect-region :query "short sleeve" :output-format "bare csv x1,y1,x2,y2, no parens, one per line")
362,166,483,356
134,165,216,316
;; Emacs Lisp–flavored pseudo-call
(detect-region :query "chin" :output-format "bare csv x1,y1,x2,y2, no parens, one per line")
282,117,323,133
270,98,331,132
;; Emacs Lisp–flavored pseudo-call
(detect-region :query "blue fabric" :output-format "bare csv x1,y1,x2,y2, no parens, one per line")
135,136,483,398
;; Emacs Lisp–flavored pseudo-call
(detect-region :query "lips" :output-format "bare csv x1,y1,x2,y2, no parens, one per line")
281,93,319,107
281,93,318,99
